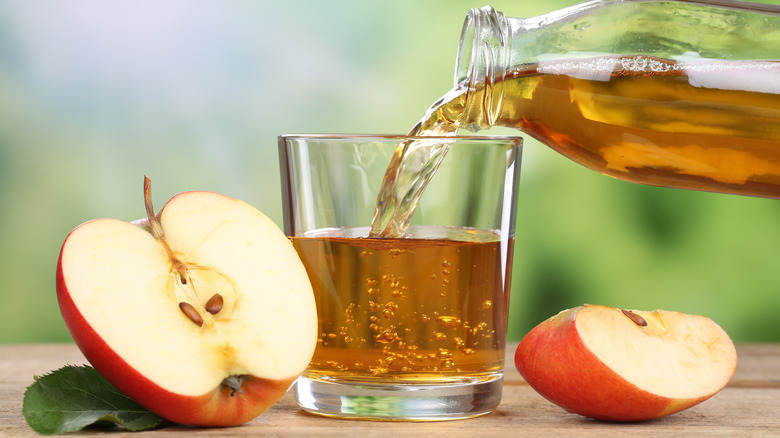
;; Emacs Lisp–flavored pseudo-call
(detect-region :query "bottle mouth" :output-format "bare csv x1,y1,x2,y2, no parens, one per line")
454,6,509,88
454,9,477,87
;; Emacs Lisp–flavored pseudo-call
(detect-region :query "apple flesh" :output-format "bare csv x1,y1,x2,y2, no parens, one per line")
56,178,318,427
515,304,737,422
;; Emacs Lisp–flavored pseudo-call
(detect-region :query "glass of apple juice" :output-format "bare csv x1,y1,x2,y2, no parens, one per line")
278,134,522,420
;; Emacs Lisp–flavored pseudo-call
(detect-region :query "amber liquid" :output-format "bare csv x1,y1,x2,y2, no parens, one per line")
292,226,512,384
370,55,780,237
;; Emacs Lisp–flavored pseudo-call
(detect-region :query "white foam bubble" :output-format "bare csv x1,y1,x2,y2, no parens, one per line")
535,53,780,94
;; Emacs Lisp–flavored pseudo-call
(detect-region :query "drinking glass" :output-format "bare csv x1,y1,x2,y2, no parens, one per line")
278,134,522,420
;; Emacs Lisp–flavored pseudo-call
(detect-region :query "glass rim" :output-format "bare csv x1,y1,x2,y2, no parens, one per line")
278,133,523,144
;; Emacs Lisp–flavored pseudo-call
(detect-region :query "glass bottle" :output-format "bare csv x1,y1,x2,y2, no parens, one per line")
452,0,780,199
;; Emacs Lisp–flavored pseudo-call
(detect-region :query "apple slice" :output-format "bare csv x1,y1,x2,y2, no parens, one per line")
515,304,737,422
56,177,317,427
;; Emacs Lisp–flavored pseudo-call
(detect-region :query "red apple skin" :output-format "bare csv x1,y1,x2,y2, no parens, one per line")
56,244,296,427
515,307,711,422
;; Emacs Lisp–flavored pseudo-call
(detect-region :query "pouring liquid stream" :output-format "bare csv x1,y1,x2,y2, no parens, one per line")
369,55,780,238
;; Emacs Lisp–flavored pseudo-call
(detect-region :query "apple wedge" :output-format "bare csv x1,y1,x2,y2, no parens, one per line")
515,304,737,422
56,177,317,427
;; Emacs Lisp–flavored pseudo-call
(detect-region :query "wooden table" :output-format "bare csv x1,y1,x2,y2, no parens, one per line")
2,343,779,436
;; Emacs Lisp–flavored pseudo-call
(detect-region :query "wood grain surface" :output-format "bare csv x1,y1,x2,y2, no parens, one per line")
2,343,779,436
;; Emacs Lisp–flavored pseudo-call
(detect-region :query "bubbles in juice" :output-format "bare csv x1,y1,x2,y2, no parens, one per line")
292,226,512,384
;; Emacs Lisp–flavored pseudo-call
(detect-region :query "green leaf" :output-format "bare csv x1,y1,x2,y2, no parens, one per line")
22,365,163,435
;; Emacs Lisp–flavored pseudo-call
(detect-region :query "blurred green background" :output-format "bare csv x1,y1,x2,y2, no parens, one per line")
1,0,779,344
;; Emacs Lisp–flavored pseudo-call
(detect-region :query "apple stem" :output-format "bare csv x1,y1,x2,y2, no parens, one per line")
143,176,188,274
143,176,209,327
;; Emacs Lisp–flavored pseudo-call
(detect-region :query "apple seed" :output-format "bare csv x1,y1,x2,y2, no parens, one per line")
621,309,648,327
179,302,204,327
205,294,224,315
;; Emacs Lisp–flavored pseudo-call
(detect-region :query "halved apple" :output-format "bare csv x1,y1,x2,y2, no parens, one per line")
515,304,737,422
56,177,317,427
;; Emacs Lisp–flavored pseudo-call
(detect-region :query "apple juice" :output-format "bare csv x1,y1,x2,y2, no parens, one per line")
370,56,780,237
455,56,780,196
291,225,512,384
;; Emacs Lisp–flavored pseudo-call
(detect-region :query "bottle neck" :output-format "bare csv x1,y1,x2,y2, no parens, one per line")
457,0,780,84
455,6,513,131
